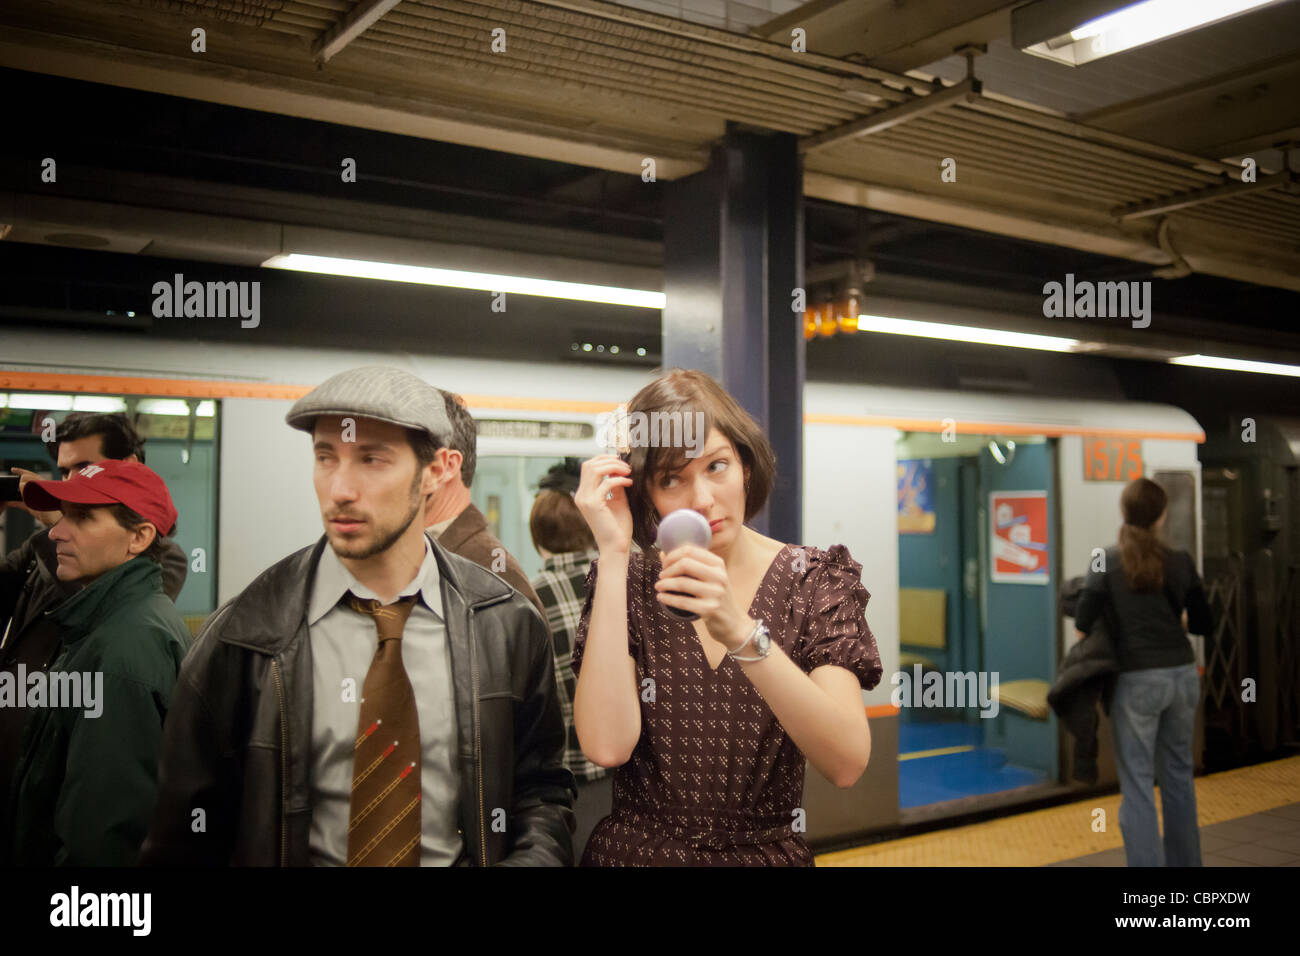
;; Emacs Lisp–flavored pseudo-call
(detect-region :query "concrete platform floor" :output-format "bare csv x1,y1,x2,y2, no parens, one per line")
1051,801,1300,866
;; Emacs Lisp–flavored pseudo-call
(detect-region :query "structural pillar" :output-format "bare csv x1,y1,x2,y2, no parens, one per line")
662,123,804,542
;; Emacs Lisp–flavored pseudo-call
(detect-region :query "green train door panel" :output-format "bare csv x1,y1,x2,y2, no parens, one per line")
978,439,1058,780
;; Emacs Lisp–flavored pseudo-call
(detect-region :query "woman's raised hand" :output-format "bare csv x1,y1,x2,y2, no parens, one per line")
575,454,634,556
655,544,750,650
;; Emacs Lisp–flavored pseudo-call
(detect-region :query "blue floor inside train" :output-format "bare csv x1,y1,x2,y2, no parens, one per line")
898,721,1049,808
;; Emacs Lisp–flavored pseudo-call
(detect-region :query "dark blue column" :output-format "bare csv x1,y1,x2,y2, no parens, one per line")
663,124,804,542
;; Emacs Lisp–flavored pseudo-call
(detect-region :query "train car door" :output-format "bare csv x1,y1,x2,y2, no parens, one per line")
467,413,599,583
979,436,1059,784
894,432,1058,809
470,456,567,583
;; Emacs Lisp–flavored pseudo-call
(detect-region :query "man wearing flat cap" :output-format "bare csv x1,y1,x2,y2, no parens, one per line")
142,366,575,866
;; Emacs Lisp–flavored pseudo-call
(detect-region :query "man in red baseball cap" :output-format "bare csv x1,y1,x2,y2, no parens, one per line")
23,460,179,583
2,460,190,866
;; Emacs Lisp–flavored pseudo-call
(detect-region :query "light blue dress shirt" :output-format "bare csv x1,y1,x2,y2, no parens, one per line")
306,536,463,866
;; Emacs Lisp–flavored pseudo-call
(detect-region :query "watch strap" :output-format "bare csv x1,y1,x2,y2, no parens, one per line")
728,619,771,662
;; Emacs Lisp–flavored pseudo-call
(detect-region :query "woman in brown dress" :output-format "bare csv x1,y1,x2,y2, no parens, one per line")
572,369,882,866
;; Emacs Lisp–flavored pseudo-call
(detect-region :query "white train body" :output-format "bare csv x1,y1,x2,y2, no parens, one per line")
0,328,1205,839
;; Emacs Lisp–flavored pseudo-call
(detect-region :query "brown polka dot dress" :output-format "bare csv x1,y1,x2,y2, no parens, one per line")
571,543,883,866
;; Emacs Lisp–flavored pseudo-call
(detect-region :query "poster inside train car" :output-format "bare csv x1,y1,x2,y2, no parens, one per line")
990,490,1049,584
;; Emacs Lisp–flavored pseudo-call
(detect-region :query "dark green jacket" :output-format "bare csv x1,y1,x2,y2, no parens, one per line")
0,528,187,831
5,556,190,866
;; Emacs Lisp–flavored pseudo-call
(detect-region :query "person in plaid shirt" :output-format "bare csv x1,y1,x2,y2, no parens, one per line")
530,460,610,860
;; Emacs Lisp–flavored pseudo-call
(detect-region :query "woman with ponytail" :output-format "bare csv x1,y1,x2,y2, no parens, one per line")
1074,477,1214,866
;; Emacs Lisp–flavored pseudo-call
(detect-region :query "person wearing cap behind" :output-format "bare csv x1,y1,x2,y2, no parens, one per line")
425,389,547,618
141,366,574,867
528,459,609,860
0,413,188,832
2,460,190,866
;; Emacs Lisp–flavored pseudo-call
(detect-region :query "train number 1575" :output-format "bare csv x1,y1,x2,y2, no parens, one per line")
1082,437,1143,481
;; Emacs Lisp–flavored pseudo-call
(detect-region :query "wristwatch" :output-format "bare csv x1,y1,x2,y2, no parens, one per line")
728,618,772,662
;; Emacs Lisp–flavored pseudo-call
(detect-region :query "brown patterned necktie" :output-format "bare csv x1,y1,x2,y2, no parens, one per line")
345,593,422,867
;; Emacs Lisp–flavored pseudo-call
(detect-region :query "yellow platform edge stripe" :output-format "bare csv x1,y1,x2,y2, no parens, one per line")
899,745,977,761
816,754,1300,867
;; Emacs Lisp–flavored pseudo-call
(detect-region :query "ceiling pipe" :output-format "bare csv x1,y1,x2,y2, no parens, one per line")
312,0,403,64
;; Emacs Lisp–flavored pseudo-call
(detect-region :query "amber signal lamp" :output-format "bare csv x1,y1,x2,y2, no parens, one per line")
803,298,862,340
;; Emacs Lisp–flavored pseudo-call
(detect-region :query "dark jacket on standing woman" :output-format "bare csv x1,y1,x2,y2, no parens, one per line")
1074,545,1213,671
139,533,575,867
1051,546,1214,783
1050,575,1118,784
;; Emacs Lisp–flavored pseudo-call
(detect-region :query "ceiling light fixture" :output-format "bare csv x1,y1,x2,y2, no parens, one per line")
988,439,1017,465
1168,354,1300,377
262,253,665,310
1015,0,1285,66
856,314,1082,352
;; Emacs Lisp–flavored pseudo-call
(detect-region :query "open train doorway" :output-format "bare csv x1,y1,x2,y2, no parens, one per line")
471,455,572,583
895,431,1060,816
465,413,599,584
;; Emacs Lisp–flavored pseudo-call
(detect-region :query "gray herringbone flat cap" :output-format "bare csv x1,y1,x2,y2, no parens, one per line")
285,366,452,442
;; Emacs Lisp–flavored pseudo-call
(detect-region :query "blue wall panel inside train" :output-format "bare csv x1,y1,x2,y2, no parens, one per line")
899,457,965,677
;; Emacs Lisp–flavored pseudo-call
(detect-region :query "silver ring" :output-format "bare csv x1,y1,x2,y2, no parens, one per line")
605,491,614,500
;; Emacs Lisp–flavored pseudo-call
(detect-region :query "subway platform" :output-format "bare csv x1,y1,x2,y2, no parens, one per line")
816,755,1300,867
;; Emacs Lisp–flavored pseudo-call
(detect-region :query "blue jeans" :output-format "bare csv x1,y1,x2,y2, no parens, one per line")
1111,663,1202,866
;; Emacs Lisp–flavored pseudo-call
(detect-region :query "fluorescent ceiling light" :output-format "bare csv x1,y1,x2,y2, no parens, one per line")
1021,0,1283,66
857,314,1081,352
263,253,665,310
1169,354,1300,377
5,393,73,410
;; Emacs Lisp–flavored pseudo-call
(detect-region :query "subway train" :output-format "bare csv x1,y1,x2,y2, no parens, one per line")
1,326,1296,848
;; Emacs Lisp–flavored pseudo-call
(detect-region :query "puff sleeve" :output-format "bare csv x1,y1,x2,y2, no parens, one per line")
794,544,883,691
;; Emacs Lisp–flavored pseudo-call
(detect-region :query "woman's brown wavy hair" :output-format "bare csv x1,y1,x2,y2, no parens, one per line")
623,369,776,551
1118,477,1168,591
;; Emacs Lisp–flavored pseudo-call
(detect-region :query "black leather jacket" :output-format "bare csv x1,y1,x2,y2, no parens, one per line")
140,534,575,866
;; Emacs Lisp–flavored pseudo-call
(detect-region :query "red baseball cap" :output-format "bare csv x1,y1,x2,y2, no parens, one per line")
23,459,178,536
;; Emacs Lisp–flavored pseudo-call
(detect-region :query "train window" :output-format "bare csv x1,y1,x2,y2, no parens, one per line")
471,455,575,583
1203,485,1231,560
0,393,220,628
1153,470,1197,559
